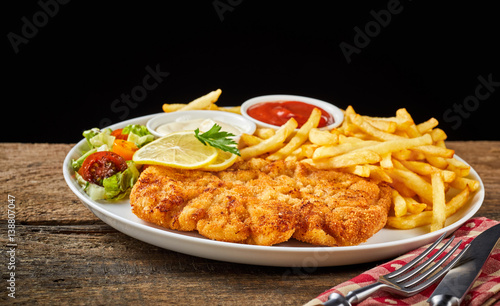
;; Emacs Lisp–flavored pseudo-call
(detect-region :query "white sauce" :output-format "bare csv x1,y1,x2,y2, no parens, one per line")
156,118,243,135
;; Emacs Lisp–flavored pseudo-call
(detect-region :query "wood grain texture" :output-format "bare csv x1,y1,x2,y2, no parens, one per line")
1,142,498,305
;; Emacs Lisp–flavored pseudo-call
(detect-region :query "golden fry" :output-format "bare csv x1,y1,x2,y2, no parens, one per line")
363,117,397,133
349,114,403,141
240,134,263,147
414,145,455,158
268,108,321,160
312,140,378,160
366,165,393,183
392,149,412,161
399,160,456,183
417,118,439,134
429,128,447,142
162,103,187,113
300,144,319,159
445,187,470,216
405,197,427,214
387,167,433,204
359,134,432,156
447,158,471,177
450,177,480,192
380,153,393,169
217,106,241,114
308,150,380,169
255,128,276,139
430,172,446,232
387,211,433,229
339,105,357,134
392,190,407,218
340,165,371,177
309,128,339,146
240,118,297,160
425,155,449,170
179,89,222,111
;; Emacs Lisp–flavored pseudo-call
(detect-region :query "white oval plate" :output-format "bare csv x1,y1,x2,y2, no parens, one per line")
63,113,484,267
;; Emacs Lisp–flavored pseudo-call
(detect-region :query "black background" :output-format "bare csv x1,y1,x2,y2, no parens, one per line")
4,1,500,143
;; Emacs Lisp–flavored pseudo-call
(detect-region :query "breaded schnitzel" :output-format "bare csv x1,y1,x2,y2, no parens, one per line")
130,158,392,246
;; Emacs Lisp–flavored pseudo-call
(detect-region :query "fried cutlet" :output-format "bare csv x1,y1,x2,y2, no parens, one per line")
130,158,392,246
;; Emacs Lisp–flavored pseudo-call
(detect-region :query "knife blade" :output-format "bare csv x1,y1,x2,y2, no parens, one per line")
428,223,500,306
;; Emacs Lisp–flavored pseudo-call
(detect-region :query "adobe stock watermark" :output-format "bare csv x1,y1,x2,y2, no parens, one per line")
99,64,170,128
6,195,17,299
339,0,410,64
443,73,499,130
7,0,70,54
212,0,243,22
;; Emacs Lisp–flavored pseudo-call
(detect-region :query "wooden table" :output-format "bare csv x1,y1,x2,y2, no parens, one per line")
1,142,499,305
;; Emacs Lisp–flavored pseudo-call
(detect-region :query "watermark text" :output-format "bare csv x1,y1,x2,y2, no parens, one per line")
443,73,499,130
99,63,170,128
6,195,17,299
339,0,407,63
7,0,70,54
212,0,243,22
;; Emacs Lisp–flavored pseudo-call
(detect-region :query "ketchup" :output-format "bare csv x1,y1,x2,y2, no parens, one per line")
247,101,334,128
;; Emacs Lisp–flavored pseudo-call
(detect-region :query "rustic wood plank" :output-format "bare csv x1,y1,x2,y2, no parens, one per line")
0,143,98,224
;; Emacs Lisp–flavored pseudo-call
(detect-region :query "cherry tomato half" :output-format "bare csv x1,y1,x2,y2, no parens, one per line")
78,151,128,185
111,128,129,140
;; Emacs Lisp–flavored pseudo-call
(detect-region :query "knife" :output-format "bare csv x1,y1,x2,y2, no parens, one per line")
428,223,500,306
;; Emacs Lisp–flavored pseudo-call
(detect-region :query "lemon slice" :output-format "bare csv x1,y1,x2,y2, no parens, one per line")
133,131,218,169
201,149,239,171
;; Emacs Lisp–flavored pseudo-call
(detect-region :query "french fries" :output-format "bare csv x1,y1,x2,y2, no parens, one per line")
392,190,407,218
237,105,479,233
159,91,479,233
162,89,230,113
308,128,339,146
430,172,446,232
239,118,298,160
267,108,322,160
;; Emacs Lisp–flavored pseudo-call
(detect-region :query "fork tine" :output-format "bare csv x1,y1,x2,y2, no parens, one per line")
391,235,456,283
402,239,463,287
385,232,447,278
404,243,470,294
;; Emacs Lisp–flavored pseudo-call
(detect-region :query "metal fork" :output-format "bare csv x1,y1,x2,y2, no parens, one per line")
323,233,470,305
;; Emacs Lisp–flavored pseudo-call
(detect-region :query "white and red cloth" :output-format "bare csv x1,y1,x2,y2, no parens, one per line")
305,217,500,306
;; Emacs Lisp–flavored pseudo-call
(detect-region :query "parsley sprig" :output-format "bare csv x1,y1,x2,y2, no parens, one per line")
194,124,241,156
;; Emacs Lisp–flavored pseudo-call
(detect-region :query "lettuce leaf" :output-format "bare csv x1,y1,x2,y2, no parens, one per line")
102,161,140,200
127,132,154,148
82,128,115,151
89,128,115,149
122,124,151,137
123,124,154,148
75,172,106,201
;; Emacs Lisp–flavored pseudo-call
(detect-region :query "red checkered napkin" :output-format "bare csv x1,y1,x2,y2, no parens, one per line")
305,217,500,306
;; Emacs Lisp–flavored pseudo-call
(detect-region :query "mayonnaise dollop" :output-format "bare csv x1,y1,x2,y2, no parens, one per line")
156,118,242,135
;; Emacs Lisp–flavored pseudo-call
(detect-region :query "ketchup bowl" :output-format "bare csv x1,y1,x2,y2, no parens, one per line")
241,95,344,130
